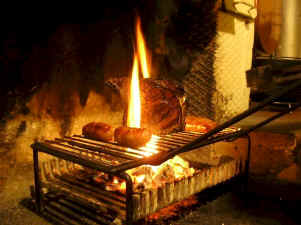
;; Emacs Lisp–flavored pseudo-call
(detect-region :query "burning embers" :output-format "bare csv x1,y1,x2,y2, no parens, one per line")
94,156,195,193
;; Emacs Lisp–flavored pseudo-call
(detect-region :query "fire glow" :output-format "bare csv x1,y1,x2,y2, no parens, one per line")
127,16,151,129
101,16,195,193
136,16,151,79
127,55,141,128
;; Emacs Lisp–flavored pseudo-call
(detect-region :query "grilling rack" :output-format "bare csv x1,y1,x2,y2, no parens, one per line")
31,80,301,225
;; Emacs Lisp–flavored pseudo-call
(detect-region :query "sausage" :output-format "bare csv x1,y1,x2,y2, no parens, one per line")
185,116,217,132
82,122,114,142
114,126,152,148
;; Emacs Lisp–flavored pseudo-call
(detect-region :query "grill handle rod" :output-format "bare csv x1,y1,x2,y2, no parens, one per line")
154,80,301,165
191,101,301,150
113,79,301,172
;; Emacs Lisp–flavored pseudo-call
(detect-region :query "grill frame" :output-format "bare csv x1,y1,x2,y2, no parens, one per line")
31,80,301,224
32,128,242,225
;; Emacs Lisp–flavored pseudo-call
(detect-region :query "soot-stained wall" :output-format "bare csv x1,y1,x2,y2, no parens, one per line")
0,0,217,170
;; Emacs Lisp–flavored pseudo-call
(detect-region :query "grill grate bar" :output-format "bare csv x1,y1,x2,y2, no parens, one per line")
46,200,99,225
165,134,197,142
44,202,85,225
169,133,198,140
158,136,191,145
42,194,117,225
57,137,142,160
69,136,168,156
72,135,168,154
61,197,117,223
43,178,127,212
34,128,241,175
153,142,180,149
55,199,110,225
57,173,126,203
38,142,116,170
46,140,128,166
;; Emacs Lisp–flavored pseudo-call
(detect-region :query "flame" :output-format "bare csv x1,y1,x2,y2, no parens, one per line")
127,55,141,128
113,177,119,184
139,135,159,156
136,16,151,79
99,16,194,193
135,174,146,183
127,16,152,128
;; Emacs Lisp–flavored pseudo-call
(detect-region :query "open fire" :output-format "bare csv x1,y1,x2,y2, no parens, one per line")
29,11,246,225
95,16,195,193
95,155,195,193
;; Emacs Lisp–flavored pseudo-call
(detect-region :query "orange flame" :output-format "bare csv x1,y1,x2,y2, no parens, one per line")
127,16,151,128
127,54,141,128
136,16,151,79
94,16,196,194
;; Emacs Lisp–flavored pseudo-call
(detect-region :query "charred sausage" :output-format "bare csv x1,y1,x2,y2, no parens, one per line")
185,116,217,132
114,126,152,148
82,122,114,142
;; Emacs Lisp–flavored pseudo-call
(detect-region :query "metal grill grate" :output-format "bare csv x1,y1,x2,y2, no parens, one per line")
32,127,240,174
30,79,301,225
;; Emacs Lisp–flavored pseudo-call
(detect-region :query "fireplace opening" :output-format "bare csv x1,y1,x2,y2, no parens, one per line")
1,1,301,225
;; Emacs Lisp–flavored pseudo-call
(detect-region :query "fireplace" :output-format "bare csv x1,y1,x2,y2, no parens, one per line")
2,1,301,225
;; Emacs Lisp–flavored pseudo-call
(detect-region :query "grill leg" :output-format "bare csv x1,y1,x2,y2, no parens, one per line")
244,134,251,194
123,173,133,225
33,148,43,212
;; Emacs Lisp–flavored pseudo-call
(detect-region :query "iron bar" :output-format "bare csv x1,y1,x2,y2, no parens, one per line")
57,137,141,160
141,80,301,167
241,101,301,135
46,141,121,166
32,142,115,174
110,130,242,173
244,134,251,194
33,147,42,212
120,172,134,225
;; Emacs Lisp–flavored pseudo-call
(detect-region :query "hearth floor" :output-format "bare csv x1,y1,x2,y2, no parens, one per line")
0,165,300,225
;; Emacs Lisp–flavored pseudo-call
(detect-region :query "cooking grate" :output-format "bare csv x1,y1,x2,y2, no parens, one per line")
31,79,301,224
34,147,242,223
32,127,240,175
32,128,246,225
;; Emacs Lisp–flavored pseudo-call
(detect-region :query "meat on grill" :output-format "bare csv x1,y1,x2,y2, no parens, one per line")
106,77,186,135
114,126,152,148
82,122,114,142
185,116,217,132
